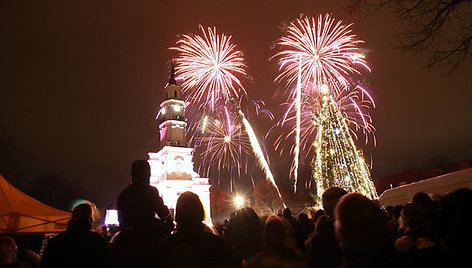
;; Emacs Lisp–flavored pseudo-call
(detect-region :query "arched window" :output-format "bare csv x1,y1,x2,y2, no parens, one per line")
174,90,177,98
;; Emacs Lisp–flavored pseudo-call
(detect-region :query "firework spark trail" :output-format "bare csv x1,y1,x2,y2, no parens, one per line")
349,97,367,129
293,55,302,194
356,85,375,108
201,115,208,134
239,110,286,207
172,26,246,110
224,106,232,136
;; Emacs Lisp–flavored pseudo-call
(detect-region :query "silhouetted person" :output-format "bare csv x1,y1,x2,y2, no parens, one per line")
41,203,109,268
411,192,432,207
282,208,297,231
247,216,305,268
157,191,236,268
225,207,262,265
306,186,347,268
439,188,472,267
311,209,325,226
116,160,172,229
16,249,40,268
0,236,30,268
410,192,439,243
294,213,313,251
395,203,445,267
385,206,394,220
393,205,403,220
391,205,404,238
110,160,173,268
0,236,40,268
335,193,401,268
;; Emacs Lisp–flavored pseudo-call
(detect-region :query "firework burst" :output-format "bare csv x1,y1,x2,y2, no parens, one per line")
191,112,251,178
275,14,370,95
172,26,246,110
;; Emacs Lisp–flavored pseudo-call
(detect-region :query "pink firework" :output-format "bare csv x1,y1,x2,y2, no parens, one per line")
172,26,247,109
275,14,370,95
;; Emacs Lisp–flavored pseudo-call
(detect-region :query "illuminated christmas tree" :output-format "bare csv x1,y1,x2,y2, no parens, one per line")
312,85,378,200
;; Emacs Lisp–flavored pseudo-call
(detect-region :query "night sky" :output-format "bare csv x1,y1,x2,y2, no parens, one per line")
1,1,471,208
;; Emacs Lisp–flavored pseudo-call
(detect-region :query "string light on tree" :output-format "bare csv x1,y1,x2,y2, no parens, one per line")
312,84,378,199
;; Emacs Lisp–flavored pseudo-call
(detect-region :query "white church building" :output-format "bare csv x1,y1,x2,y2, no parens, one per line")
147,68,211,223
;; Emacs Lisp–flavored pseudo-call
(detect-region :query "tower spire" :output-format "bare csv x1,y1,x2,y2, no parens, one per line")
169,63,177,85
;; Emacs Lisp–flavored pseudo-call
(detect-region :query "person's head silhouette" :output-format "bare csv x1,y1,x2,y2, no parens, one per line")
175,191,205,230
71,203,93,229
131,160,151,185
335,193,389,251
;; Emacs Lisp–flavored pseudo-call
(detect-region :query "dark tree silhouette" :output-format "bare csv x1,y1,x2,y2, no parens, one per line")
345,0,472,72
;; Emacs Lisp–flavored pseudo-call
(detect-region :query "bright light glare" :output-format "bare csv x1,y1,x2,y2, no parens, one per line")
234,195,245,208
224,136,231,143
104,209,119,225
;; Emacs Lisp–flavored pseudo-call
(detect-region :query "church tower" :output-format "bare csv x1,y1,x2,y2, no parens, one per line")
148,67,211,223
158,67,187,148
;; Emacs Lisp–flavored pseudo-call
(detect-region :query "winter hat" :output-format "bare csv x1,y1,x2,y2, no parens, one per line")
322,186,348,216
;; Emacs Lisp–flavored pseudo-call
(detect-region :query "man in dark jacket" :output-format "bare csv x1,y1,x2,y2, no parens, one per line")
116,160,172,229
110,160,173,268
41,203,109,268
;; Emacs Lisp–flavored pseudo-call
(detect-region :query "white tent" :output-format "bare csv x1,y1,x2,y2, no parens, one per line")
379,168,472,207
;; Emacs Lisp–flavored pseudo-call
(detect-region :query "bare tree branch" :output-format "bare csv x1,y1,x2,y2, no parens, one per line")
344,0,472,72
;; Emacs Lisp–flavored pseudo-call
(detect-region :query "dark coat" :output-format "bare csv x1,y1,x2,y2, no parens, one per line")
306,216,342,268
40,221,109,268
157,225,237,268
117,183,171,228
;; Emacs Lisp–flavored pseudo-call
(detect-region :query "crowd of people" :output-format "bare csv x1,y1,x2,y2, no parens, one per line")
1,160,471,267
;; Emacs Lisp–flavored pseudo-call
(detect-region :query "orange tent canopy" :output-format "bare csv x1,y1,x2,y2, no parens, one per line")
0,174,71,234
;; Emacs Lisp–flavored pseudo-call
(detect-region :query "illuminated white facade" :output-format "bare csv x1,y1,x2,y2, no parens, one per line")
148,68,211,224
